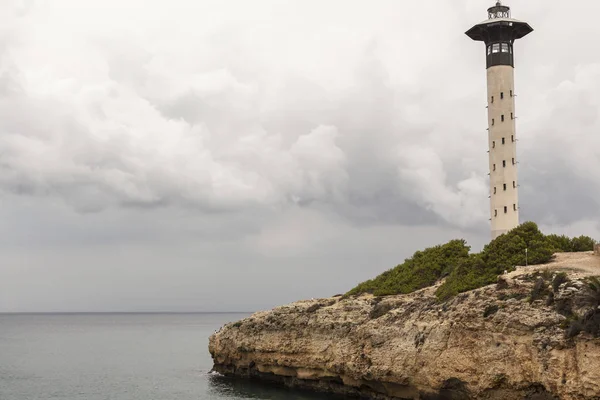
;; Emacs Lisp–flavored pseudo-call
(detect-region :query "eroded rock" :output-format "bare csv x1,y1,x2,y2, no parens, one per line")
210,267,600,399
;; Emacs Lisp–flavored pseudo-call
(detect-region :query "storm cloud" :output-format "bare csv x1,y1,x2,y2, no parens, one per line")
0,0,598,312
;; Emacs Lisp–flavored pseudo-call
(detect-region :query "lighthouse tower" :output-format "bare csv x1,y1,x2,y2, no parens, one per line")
466,1,533,240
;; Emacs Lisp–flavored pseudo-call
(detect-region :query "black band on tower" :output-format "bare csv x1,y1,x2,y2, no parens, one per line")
465,2,533,69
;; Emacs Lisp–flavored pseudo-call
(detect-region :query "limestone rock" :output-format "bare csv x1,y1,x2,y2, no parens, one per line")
210,255,600,399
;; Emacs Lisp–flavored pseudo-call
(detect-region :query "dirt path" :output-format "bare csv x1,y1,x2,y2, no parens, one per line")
507,251,600,279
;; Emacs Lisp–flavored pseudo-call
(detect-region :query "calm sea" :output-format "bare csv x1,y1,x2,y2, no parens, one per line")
0,313,335,400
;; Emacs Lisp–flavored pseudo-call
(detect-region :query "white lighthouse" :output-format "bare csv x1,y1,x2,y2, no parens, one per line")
466,2,533,239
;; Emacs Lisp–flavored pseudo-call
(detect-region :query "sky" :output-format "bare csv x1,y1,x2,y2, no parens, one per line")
0,0,599,312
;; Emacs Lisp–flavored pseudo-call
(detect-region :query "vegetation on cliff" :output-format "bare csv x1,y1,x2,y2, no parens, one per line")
345,239,470,297
346,222,597,301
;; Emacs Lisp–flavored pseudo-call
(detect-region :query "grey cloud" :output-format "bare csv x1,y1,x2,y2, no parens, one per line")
0,0,598,312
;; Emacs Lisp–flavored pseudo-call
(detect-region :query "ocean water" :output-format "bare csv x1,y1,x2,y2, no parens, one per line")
0,313,335,400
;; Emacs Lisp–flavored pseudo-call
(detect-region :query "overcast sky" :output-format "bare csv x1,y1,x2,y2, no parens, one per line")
0,0,598,312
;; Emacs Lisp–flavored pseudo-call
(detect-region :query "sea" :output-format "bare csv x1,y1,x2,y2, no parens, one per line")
0,313,336,400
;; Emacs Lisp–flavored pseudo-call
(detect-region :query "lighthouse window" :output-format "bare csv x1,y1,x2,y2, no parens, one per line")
513,181,516,188
502,137,505,145
492,118,495,126
487,45,492,55
502,160,506,167
511,135,514,142
492,141,495,148
503,184,507,191
494,187,497,194
501,92,504,99
512,158,515,165
504,206,508,213
493,164,496,171
501,115,505,122
510,90,513,97
491,96,494,103
495,210,498,217
514,204,517,211
511,112,514,119
501,43,509,53
492,43,500,53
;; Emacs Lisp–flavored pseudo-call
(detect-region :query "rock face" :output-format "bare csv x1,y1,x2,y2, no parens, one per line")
209,253,600,399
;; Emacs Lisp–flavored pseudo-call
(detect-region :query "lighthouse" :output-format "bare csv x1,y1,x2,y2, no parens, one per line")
466,1,533,240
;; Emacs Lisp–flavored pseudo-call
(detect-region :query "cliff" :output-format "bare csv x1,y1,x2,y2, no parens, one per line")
209,252,600,400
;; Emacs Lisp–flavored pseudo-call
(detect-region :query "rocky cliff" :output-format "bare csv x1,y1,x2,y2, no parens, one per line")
209,252,600,399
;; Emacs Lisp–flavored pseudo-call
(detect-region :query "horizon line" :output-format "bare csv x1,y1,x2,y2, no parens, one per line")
0,311,255,315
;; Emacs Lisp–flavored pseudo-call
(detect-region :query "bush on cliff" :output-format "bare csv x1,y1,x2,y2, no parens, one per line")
436,222,559,300
347,221,597,301
571,236,597,252
434,254,492,301
546,234,596,252
566,277,600,338
345,239,470,297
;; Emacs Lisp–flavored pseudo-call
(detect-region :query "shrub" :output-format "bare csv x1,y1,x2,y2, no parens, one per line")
346,222,597,301
529,277,548,303
552,273,569,293
566,320,583,338
481,222,554,271
555,298,573,316
545,292,555,306
545,234,596,252
437,222,553,301
582,310,600,336
561,277,600,338
483,304,499,318
571,236,597,252
306,304,322,313
436,255,496,301
369,302,394,319
583,277,600,308
545,234,573,252
496,277,509,290
346,239,470,297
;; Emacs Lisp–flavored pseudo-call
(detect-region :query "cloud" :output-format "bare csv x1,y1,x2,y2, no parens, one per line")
519,63,600,225
0,0,598,311
0,0,597,230
0,2,487,228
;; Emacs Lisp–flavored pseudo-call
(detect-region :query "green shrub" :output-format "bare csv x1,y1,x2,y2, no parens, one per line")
571,236,597,252
545,234,596,252
481,222,554,270
346,239,470,297
436,222,553,301
545,234,573,252
435,254,496,301
346,222,598,301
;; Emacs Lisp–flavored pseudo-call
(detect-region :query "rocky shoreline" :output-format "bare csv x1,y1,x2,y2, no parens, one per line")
209,252,600,399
